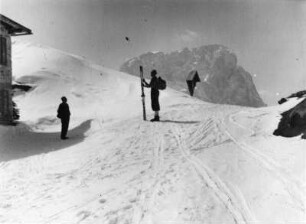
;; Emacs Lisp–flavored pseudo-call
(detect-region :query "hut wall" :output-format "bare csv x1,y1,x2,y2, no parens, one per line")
0,25,13,124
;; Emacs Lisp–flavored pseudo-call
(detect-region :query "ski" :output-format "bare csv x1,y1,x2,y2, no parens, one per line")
140,66,147,121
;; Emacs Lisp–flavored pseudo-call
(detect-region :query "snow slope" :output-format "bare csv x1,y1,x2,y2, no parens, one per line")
0,41,305,224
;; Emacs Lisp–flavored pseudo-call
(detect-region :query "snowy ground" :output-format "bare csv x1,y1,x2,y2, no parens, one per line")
0,41,305,224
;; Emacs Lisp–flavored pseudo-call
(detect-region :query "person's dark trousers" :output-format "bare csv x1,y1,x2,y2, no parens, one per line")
61,117,70,139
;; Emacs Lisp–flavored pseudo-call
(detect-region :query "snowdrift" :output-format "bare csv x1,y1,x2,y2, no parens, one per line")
11,41,200,129
0,41,305,224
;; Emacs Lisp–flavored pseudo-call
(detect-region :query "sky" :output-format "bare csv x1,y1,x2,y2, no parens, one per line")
1,0,306,105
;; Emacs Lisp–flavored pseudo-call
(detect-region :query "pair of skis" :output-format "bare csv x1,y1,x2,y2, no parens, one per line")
139,66,147,121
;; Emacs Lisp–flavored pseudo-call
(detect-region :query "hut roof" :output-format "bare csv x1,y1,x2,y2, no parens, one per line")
186,70,201,82
0,14,32,36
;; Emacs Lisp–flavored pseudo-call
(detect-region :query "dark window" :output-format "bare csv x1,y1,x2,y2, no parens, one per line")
0,37,7,66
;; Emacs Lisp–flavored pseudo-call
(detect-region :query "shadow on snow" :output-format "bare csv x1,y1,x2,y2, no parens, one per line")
0,120,92,162
159,120,200,124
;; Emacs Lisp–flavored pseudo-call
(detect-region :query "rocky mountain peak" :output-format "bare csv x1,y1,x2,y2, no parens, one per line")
121,45,265,107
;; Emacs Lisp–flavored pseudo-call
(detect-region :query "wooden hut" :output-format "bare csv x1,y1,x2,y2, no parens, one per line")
0,14,32,124
186,70,201,96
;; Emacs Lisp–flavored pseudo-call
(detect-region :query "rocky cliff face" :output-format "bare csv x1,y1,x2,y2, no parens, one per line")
120,45,265,107
274,95,306,139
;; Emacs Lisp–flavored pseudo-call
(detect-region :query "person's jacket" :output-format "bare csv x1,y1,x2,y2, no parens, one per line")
57,102,71,119
143,77,158,90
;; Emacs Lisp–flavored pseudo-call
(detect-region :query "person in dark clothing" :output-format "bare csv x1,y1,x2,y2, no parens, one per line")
57,96,71,140
142,70,160,122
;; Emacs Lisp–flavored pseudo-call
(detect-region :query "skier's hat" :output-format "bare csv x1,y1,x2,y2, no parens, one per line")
151,70,157,76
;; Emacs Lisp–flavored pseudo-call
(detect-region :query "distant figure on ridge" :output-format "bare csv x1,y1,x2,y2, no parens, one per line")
142,70,160,122
57,96,71,140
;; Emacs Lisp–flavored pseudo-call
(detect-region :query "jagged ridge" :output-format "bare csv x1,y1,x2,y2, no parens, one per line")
120,45,265,107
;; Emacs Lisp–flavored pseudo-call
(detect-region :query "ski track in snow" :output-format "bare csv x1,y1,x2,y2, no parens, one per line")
222,110,306,213
132,122,165,224
170,120,255,224
1,106,305,223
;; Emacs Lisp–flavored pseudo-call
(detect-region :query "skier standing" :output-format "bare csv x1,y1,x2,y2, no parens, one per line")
57,96,71,140
142,70,160,122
